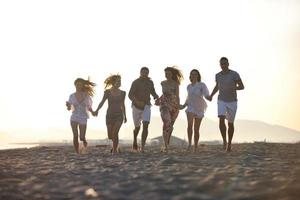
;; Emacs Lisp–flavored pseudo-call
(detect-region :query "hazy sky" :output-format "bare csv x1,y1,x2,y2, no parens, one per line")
0,0,299,142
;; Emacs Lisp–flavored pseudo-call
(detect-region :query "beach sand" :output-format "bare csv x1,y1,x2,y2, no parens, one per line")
1,143,300,200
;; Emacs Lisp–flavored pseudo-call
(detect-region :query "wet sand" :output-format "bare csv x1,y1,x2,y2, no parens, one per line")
1,143,300,200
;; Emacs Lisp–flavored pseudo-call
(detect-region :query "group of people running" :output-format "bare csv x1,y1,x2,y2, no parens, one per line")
66,57,244,154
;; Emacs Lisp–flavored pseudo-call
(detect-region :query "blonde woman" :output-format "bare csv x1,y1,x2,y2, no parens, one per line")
66,78,96,154
156,66,183,152
93,75,127,154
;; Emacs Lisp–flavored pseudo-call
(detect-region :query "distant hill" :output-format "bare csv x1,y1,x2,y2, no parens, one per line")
145,117,300,143
1,117,300,144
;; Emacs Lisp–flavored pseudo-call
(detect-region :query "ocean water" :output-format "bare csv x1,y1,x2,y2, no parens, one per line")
0,143,38,150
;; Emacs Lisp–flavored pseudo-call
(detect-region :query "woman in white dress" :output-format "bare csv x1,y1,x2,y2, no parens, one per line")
66,78,96,154
180,69,210,152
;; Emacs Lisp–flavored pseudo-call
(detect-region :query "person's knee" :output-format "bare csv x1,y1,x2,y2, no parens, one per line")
142,121,149,128
228,122,234,128
219,116,225,124
79,136,85,141
134,126,140,134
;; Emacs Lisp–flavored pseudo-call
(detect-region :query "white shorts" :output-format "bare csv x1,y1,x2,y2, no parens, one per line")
132,104,151,127
217,100,237,123
71,115,88,125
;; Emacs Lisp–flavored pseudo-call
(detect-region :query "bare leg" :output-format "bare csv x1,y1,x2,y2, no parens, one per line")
111,121,123,153
193,117,202,152
219,116,227,150
227,122,234,152
106,124,114,152
79,123,87,147
161,107,172,153
133,126,140,150
141,121,149,152
167,109,179,145
186,112,194,151
70,121,79,153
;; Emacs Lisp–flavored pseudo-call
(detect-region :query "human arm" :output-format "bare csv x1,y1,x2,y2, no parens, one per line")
93,91,108,116
66,101,71,110
202,83,211,101
236,79,244,90
207,83,218,101
175,83,180,107
150,81,159,100
128,80,145,107
121,91,127,123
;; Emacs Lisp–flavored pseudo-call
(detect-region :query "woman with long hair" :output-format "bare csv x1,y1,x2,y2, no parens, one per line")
180,69,210,152
156,66,183,153
66,78,96,154
93,74,127,154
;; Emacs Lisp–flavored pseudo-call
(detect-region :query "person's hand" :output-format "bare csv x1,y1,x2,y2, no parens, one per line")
206,95,212,101
154,98,161,106
123,116,127,123
92,110,98,117
66,101,71,110
179,104,185,110
134,100,145,108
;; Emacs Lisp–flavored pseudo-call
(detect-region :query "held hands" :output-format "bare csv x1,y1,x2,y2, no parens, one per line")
179,104,186,110
154,98,161,106
206,95,212,101
92,110,99,117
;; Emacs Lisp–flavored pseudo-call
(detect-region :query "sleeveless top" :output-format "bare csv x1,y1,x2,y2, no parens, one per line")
161,81,177,96
105,90,126,115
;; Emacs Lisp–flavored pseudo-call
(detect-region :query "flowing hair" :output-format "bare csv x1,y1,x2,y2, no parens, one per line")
104,74,121,89
74,77,96,97
164,66,183,84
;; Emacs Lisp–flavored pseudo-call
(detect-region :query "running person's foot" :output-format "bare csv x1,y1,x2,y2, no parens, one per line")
83,140,88,148
226,144,232,152
132,142,138,151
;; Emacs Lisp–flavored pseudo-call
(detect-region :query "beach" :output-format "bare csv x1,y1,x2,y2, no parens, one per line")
1,143,300,200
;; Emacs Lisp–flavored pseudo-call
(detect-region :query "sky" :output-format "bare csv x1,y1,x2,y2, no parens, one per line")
0,0,299,142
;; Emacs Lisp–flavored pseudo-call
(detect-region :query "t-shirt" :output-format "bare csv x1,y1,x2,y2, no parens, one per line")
215,69,241,102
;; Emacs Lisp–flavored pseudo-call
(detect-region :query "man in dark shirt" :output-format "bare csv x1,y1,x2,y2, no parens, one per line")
128,67,159,152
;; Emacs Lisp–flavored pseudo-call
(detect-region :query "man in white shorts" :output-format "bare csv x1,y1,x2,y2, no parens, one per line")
207,57,244,152
128,67,159,152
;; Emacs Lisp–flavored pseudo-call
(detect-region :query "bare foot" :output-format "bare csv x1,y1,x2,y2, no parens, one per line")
132,142,138,151
226,144,232,152
83,140,88,148
223,142,227,150
186,145,192,152
160,146,168,153
193,146,198,153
